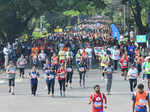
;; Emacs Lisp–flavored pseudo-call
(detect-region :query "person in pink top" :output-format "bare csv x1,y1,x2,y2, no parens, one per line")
57,64,66,97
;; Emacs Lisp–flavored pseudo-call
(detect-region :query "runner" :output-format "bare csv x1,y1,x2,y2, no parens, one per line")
120,54,129,80
58,48,66,64
66,59,74,88
6,61,16,95
89,85,107,112
45,66,56,97
51,53,58,71
57,64,66,97
111,46,120,71
17,54,27,78
104,63,113,95
29,66,40,96
78,60,86,88
128,64,138,94
144,57,150,90
100,53,110,80
132,83,150,112
38,50,47,68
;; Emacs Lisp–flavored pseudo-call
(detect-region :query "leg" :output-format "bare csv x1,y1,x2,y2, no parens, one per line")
10,78,15,95
108,79,112,93
69,73,73,88
19,68,22,77
133,79,137,90
34,80,38,95
79,72,82,87
47,81,50,94
58,80,62,96
129,79,134,92
83,73,86,88
62,80,66,96
8,79,11,93
148,79,150,90
51,79,55,95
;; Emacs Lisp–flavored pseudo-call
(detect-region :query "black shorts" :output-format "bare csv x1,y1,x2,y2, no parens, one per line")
121,68,128,72
8,78,15,86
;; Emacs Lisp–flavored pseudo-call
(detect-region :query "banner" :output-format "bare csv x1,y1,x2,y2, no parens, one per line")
111,24,120,40
136,35,146,43
54,28,63,33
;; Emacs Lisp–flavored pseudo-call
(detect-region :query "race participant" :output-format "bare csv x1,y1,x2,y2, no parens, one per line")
85,46,93,68
120,54,129,80
76,50,82,68
57,64,66,97
111,46,120,71
89,85,107,112
31,53,38,67
144,57,150,90
66,59,74,88
6,61,16,95
142,59,147,81
38,50,47,68
31,44,39,56
128,43,135,64
132,83,150,112
66,48,73,63
100,53,110,79
82,49,88,70
78,60,86,88
45,66,56,97
51,53,58,71
128,64,138,94
104,63,113,95
29,66,40,96
17,54,27,78
58,48,66,64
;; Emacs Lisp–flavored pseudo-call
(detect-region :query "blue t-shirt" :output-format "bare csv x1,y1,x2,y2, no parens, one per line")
128,46,135,55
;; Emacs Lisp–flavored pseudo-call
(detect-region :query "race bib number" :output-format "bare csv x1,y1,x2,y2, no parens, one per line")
67,68,72,72
79,67,85,72
94,102,102,108
20,61,25,65
130,49,133,52
32,75,37,78
132,73,137,77
60,73,65,78
123,61,127,66
49,75,54,80
10,70,15,74
139,99,147,104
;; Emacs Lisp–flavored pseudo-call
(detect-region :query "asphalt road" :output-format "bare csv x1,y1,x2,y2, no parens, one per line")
0,69,148,112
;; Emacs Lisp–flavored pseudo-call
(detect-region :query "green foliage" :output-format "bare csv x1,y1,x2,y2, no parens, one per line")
0,0,107,41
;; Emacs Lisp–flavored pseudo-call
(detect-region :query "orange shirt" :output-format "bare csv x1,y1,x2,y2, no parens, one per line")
135,49,140,56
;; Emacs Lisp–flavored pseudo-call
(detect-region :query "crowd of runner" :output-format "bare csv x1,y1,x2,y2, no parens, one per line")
1,23,150,112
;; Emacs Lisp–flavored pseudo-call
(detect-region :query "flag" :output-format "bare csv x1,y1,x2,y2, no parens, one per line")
111,24,120,40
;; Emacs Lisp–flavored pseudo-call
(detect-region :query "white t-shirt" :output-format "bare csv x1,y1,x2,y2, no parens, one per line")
128,68,138,79
112,49,120,60
85,48,93,58
38,53,46,61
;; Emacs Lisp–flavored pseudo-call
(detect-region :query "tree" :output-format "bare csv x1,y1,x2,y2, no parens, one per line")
122,0,150,34
0,0,107,42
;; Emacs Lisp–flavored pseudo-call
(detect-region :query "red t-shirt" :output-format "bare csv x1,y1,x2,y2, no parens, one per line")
120,57,128,68
89,93,106,112
57,68,66,80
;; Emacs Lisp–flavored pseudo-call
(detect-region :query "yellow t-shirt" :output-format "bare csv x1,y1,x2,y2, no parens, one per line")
58,50,66,60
